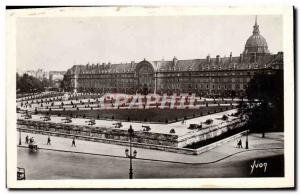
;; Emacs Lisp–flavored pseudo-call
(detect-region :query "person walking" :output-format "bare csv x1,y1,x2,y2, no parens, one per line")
237,139,243,148
71,137,76,147
25,135,29,144
29,137,34,144
47,136,51,145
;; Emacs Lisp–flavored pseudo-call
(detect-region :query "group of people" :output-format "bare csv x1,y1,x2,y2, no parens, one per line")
47,136,76,147
25,135,35,144
25,135,76,147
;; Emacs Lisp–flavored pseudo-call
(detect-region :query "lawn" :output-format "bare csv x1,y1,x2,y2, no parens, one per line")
45,105,236,124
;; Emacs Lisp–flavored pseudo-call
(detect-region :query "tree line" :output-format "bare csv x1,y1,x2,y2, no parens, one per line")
16,73,51,93
239,70,283,136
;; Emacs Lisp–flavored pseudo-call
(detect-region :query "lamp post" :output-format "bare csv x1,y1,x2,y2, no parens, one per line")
19,130,21,146
125,125,137,179
245,129,249,149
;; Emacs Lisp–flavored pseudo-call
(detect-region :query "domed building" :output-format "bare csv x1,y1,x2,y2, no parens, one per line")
63,17,283,97
244,17,270,55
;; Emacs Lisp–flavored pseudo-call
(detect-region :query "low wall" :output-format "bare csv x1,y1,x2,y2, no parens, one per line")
178,118,246,148
17,115,246,149
194,131,246,155
17,119,178,147
18,127,195,154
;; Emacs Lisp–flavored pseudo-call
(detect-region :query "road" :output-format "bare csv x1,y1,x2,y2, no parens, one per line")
18,147,284,179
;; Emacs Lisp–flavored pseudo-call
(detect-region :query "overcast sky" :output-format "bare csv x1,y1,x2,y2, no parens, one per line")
16,15,282,73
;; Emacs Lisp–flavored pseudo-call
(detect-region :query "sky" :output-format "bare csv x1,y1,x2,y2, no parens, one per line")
16,15,282,73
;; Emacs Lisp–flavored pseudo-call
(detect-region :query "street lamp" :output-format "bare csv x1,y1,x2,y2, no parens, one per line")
125,125,137,179
245,129,249,149
19,130,21,146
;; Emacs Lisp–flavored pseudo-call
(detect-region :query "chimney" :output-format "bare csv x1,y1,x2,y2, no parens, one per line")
173,56,178,64
216,55,220,64
230,52,232,62
206,55,211,63
240,54,244,63
131,61,135,68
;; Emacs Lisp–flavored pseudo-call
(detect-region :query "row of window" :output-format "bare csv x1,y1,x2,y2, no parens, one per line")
69,70,261,79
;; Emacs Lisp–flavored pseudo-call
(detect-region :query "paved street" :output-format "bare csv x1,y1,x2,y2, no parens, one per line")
17,146,284,179
17,132,284,179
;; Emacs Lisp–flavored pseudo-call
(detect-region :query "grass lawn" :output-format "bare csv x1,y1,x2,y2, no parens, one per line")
45,105,235,124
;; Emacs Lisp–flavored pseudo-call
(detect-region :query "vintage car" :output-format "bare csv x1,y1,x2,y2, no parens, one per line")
113,122,123,128
28,140,38,152
86,119,96,126
17,167,26,180
141,125,151,132
188,124,202,129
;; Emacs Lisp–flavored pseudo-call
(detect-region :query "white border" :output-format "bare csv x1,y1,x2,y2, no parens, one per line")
5,6,294,189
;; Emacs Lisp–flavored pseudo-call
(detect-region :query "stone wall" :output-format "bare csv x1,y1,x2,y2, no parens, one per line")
17,119,178,147
17,117,246,151
177,118,246,147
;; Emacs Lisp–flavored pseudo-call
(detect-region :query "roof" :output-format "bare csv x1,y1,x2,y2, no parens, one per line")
65,52,283,75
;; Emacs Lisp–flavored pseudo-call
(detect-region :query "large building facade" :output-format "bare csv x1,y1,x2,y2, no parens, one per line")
63,18,283,97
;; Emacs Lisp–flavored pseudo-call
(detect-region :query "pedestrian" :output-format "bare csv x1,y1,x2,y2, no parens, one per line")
47,136,51,145
71,137,76,147
29,137,33,144
25,135,29,144
237,139,243,148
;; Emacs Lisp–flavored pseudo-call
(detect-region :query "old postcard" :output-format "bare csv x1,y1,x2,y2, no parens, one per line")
6,6,294,188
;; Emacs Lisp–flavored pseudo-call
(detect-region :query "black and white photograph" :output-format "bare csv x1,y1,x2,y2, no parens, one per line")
6,6,294,189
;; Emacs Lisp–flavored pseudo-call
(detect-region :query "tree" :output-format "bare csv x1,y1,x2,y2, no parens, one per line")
240,70,283,137
16,73,50,93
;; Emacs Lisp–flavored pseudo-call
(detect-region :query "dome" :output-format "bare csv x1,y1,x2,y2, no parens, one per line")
244,16,270,55
245,34,268,48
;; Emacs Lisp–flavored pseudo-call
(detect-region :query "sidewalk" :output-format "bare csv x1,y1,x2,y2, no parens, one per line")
18,132,284,164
